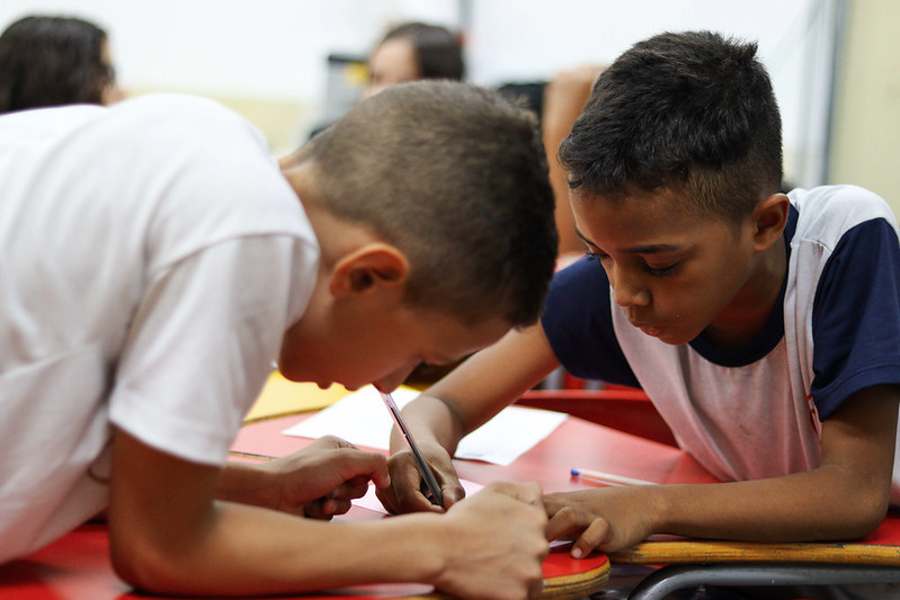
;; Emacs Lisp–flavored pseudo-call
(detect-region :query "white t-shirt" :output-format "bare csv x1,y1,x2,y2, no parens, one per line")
0,95,320,562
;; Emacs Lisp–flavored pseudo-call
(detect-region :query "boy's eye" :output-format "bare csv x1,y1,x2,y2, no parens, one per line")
645,262,679,276
585,249,609,262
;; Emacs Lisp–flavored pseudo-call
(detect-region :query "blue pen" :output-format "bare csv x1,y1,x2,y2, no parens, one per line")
380,391,444,507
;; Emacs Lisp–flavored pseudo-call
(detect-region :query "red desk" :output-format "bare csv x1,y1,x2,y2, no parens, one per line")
228,413,717,598
231,413,716,492
7,412,672,599
235,412,900,599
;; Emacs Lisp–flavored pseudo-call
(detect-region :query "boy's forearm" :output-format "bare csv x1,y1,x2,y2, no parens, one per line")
113,499,447,596
392,395,465,455
650,466,888,542
215,461,275,507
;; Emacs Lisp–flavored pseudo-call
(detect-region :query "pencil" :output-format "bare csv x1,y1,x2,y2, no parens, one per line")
380,391,444,506
570,467,655,486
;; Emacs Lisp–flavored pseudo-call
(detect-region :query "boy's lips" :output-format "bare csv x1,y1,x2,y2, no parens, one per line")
632,321,663,336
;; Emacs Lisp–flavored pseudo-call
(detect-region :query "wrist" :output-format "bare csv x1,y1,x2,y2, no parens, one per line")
646,484,674,534
383,513,450,584
218,461,280,509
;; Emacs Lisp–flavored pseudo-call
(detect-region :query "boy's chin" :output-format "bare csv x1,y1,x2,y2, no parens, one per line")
648,327,696,346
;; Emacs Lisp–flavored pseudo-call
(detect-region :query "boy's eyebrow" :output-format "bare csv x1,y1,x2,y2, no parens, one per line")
574,227,681,254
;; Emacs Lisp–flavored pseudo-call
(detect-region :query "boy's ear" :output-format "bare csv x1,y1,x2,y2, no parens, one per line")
329,243,410,298
751,193,789,251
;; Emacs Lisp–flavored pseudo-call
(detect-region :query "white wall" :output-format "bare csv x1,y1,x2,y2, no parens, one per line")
830,0,900,216
1,1,837,183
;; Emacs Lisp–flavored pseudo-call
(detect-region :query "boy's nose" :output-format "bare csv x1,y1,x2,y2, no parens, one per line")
611,269,650,308
373,362,419,393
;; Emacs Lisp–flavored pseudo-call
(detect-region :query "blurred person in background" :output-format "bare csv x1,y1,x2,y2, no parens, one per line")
0,15,123,114
310,21,463,141
364,21,464,98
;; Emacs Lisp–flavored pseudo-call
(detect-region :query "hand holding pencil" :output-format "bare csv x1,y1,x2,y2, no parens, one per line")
376,394,466,514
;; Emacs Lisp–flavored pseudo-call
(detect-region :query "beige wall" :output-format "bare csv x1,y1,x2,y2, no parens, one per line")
128,88,314,156
829,0,900,216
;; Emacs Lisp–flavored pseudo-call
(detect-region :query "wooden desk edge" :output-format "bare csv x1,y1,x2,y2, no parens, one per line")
541,562,611,599
611,540,900,566
406,562,611,600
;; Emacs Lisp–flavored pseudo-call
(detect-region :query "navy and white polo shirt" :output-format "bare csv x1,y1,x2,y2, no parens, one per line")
542,185,900,500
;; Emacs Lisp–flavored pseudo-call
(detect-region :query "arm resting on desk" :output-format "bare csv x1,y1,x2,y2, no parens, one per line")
545,385,899,556
108,427,548,598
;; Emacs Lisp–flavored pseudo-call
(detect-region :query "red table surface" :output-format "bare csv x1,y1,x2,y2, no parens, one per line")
231,413,719,491
0,522,607,599
7,411,898,599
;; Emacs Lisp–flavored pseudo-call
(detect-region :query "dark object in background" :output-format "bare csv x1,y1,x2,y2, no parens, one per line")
319,53,367,125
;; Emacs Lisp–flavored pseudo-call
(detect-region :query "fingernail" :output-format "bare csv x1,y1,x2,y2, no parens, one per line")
571,547,582,559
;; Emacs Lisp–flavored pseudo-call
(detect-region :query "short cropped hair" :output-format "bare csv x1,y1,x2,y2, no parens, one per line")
380,22,465,81
559,31,783,222
301,80,557,327
0,15,113,113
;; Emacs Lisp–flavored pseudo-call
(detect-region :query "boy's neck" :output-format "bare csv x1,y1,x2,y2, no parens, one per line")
702,236,787,348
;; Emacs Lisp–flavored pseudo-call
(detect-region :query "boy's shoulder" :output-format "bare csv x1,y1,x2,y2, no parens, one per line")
788,185,897,251
109,93,245,124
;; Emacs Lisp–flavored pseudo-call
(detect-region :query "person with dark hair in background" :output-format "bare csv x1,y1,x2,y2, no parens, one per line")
365,21,464,98
0,15,123,114
308,21,463,142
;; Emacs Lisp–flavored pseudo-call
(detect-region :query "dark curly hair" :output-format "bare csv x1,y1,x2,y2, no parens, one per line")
559,31,783,222
379,22,464,81
0,15,114,114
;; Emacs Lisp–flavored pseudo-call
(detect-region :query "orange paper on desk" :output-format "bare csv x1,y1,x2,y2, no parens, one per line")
244,372,349,423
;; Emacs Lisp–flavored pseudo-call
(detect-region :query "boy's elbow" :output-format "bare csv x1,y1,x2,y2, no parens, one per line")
110,532,183,593
837,484,890,540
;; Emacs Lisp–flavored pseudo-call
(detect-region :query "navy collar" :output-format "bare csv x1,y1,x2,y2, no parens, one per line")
687,205,799,367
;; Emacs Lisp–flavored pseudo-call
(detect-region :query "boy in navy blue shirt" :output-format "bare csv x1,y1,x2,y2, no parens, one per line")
381,31,900,560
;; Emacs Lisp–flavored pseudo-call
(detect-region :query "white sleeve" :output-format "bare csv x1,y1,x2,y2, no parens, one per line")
108,234,315,465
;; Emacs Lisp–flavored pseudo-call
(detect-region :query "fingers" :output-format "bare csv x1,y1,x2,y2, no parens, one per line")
304,497,352,520
545,505,586,540
440,480,465,510
571,518,610,558
311,435,357,451
333,449,391,489
392,457,443,514
486,481,543,508
330,475,370,501
545,506,610,558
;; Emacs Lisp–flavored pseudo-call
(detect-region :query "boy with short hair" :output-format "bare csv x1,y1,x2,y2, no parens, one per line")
0,81,557,598
381,31,900,559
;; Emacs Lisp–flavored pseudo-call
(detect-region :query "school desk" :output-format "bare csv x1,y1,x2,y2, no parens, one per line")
0,519,607,600
232,408,900,599
7,393,900,599
517,388,677,447
6,410,666,599
608,515,900,599
227,411,717,599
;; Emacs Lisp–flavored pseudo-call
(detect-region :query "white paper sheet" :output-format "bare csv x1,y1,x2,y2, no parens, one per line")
282,386,568,465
